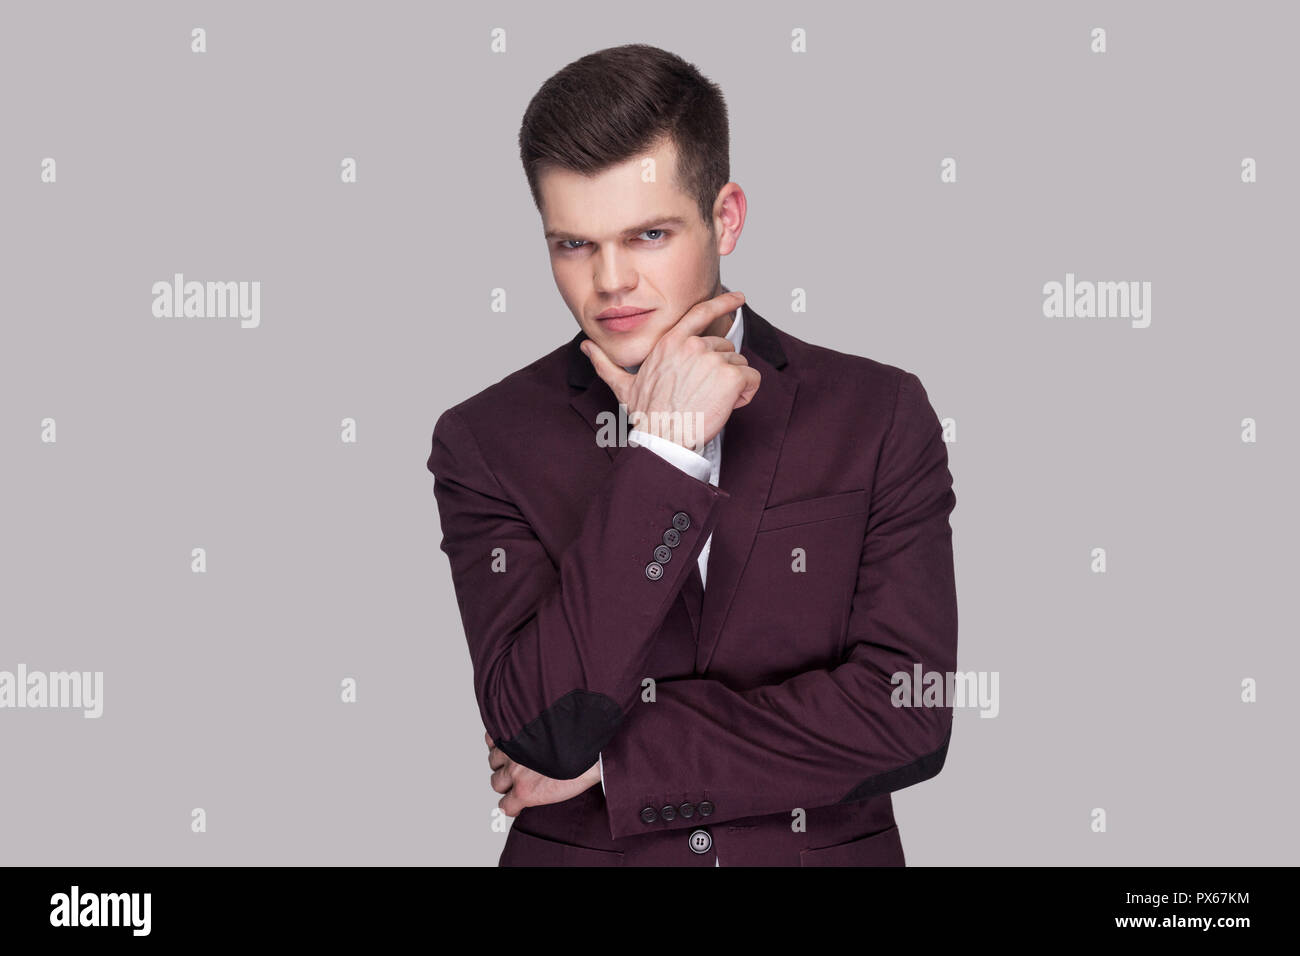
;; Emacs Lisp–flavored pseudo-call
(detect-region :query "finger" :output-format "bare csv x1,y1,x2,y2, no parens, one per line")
488,746,508,771
581,339,634,402
484,731,493,749
733,367,762,409
722,352,749,365
666,291,745,343
490,764,513,794
696,335,737,353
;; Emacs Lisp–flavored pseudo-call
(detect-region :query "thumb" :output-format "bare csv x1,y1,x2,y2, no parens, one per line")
581,339,633,402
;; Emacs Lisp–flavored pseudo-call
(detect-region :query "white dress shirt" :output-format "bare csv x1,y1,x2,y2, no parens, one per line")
594,309,743,867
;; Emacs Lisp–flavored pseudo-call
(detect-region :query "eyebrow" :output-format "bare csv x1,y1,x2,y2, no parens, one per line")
544,215,689,241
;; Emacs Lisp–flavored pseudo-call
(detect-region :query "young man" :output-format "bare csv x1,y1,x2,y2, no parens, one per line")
427,43,958,866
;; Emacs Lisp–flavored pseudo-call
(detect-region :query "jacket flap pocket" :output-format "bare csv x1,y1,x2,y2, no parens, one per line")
500,826,625,867
758,489,869,534
799,824,904,867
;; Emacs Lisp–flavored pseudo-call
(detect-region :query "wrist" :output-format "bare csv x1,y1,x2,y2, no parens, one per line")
633,412,706,452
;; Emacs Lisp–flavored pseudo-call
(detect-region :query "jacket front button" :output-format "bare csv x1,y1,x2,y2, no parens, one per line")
672,511,691,532
644,561,664,581
653,544,672,563
640,807,658,824
660,805,677,822
688,829,712,854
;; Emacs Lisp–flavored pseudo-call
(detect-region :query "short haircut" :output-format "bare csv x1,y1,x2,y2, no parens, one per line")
518,43,730,230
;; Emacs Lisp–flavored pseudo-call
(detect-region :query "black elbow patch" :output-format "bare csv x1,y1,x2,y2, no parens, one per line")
837,723,953,805
494,690,625,780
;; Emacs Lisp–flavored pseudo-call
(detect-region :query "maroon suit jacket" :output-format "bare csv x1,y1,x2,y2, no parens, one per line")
426,302,958,866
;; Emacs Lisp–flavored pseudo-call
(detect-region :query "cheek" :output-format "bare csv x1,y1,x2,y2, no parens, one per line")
656,248,710,299
549,255,573,283
549,262,584,309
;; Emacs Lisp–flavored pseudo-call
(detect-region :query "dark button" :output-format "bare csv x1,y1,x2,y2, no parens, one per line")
660,805,677,822
698,800,715,817
640,807,658,824
679,802,696,819
672,511,691,532
662,528,681,548
645,561,663,581
688,829,712,854
653,544,672,563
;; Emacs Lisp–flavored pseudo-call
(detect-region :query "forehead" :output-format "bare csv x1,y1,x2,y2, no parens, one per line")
539,139,694,240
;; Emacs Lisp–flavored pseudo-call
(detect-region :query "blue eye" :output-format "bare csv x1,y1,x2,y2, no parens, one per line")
556,229,669,253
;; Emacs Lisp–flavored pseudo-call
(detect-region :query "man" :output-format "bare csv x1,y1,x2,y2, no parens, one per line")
426,43,958,866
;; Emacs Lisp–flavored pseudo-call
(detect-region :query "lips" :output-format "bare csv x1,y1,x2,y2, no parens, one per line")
595,307,654,332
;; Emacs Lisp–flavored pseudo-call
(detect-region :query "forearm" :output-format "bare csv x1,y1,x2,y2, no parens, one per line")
429,407,727,779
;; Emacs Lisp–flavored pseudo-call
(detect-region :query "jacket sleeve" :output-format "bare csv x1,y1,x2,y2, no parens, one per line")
597,370,958,840
427,406,729,780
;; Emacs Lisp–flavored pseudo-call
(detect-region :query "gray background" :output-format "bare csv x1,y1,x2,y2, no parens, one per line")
1,0,1295,865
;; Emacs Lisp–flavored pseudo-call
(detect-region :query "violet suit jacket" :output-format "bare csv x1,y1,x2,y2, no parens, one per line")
426,301,958,866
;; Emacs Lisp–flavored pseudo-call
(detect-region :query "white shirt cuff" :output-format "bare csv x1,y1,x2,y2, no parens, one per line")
627,429,711,483
598,751,605,795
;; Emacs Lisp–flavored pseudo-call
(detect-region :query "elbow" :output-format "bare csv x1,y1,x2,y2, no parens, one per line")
490,688,625,780
837,717,953,805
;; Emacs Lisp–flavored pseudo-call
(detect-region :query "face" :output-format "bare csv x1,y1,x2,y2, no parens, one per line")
538,136,746,369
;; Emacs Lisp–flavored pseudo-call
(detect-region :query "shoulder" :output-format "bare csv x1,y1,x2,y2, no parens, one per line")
771,324,921,408
432,337,574,439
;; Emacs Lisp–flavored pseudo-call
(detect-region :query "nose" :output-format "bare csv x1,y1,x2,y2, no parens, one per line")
591,246,637,296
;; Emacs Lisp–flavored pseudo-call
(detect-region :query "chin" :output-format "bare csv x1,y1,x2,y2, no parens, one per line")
607,347,647,369
589,331,651,369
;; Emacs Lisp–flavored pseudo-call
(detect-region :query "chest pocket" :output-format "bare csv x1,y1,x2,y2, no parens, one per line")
724,490,871,684
756,489,870,533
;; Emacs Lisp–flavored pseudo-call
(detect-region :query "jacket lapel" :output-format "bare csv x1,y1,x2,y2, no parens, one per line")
695,310,796,671
567,333,627,463
565,302,797,671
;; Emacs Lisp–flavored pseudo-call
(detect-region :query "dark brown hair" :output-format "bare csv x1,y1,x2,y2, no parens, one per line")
518,43,730,229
